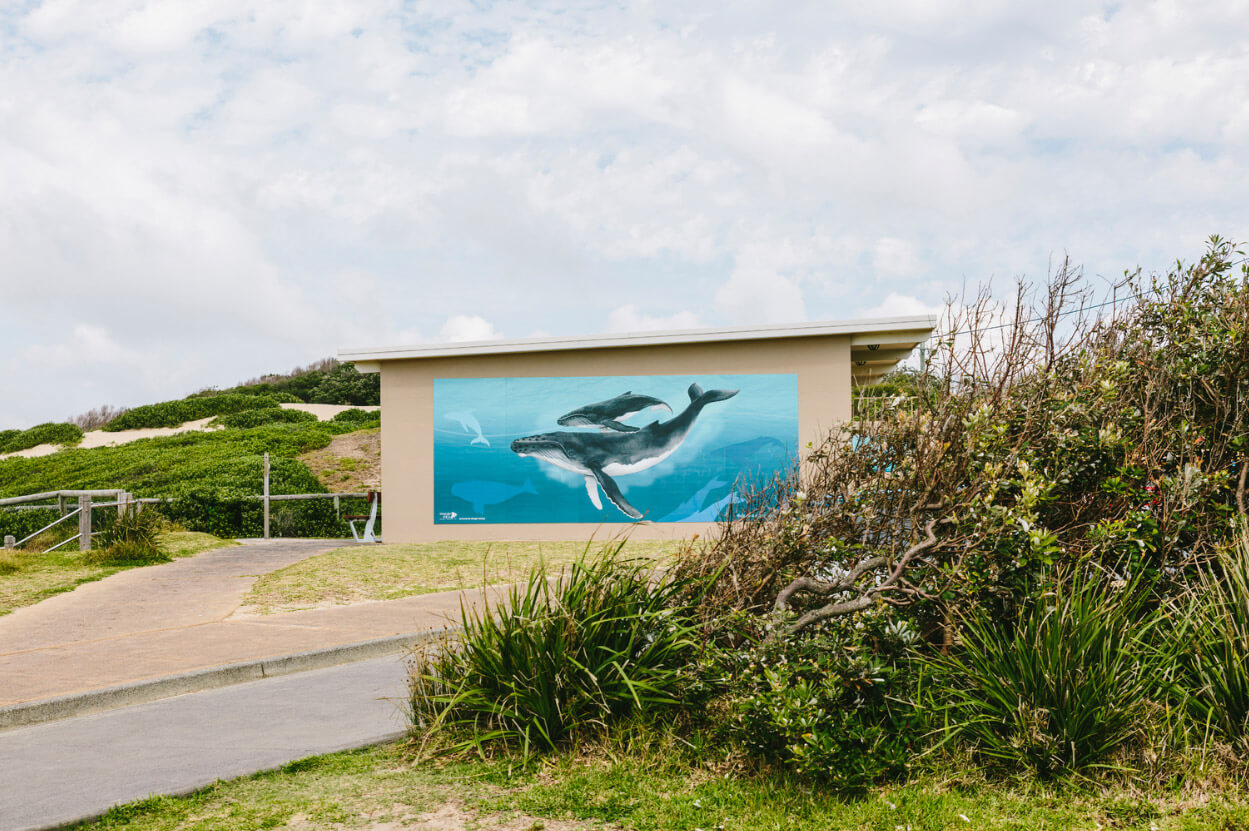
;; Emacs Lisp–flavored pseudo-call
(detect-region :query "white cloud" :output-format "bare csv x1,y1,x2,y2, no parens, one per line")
23,324,147,370
714,266,807,325
872,238,924,278
439,315,501,343
2,0,1248,427
604,305,702,333
856,292,943,320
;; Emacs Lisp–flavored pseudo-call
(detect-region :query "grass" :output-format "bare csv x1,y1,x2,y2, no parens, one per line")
239,538,681,614
68,733,1249,830
0,530,235,616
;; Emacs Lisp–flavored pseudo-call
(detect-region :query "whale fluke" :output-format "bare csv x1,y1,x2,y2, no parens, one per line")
688,383,739,405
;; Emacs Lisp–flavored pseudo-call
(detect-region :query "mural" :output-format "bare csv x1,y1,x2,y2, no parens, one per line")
433,374,798,524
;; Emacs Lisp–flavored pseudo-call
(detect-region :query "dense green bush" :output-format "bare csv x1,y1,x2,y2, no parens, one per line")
698,612,924,793
105,394,284,431
685,239,1249,636
214,408,319,429
330,408,379,426
0,508,61,543
0,422,83,454
410,547,705,754
221,361,380,406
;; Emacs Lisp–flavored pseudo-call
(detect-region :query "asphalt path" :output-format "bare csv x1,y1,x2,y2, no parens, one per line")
0,654,412,831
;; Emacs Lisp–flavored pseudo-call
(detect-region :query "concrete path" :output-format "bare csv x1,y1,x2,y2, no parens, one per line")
0,654,411,831
0,539,488,711
0,537,504,829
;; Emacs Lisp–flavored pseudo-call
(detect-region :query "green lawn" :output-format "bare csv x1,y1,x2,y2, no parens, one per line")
73,734,1249,830
0,531,235,616
240,538,685,614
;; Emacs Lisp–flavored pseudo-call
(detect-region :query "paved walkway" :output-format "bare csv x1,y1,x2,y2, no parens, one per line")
0,539,487,708
0,656,409,831
0,538,502,830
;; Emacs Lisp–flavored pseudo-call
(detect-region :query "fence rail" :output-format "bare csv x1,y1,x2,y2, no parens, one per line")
2,488,381,553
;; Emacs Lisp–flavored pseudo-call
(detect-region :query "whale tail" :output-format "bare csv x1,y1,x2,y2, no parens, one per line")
470,435,490,447
688,383,739,405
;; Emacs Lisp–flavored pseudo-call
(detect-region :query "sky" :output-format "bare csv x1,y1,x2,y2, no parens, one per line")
2,0,1247,429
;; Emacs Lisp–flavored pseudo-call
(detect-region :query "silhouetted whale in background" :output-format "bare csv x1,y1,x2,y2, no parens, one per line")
556,391,671,432
445,411,490,446
512,383,738,519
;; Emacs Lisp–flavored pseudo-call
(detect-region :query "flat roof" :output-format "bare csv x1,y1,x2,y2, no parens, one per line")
339,315,936,369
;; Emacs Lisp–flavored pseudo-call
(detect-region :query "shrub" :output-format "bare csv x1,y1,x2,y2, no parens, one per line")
330,408,379,426
679,238,1249,646
0,422,83,454
695,611,924,793
410,546,705,754
927,572,1165,776
214,408,319,429
0,508,61,543
105,394,284,431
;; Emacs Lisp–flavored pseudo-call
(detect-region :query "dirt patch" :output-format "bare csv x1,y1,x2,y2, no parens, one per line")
298,429,381,491
279,801,593,830
391,803,592,830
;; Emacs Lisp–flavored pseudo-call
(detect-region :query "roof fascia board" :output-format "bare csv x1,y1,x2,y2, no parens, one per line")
339,316,936,364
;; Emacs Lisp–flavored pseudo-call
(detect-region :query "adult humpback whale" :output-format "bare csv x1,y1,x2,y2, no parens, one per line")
556,391,671,433
511,383,738,519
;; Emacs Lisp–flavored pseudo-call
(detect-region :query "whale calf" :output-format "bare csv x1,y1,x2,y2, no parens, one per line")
556,391,671,433
446,411,490,447
512,383,738,519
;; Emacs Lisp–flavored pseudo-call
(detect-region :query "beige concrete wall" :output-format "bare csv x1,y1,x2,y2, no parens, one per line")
379,335,851,542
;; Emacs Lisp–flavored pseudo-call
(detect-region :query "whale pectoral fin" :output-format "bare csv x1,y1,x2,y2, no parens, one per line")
602,420,639,433
589,465,642,520
583,475,603,510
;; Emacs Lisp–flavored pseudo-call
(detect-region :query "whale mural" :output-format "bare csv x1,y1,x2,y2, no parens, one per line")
433,373,798,524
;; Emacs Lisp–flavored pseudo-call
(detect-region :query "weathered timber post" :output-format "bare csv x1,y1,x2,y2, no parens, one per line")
3,535,15,549
263,452,271,540
58,494,67,516
78,495,92,551
118,491,129,518
333,494,340,518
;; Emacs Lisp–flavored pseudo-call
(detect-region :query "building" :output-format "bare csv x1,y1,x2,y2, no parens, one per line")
339,316,935,542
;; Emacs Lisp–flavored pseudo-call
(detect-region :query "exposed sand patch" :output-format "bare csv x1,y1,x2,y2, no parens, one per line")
281,403,379,420
298,430,381,491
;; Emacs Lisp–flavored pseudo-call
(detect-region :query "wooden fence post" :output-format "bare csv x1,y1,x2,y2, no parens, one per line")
78,495,92,551
263,453,271,540
58,495,67,516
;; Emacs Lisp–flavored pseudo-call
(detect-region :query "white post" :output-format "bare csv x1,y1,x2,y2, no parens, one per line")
78,495,92,551
3,535,15,549
263,452,271,540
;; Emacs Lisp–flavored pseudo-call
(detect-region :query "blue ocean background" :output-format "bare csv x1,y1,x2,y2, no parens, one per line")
433,373,798,524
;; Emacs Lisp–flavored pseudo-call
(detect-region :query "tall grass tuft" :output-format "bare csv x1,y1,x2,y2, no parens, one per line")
409,543,705,755
929,571,1164,776
1171,520,1249,747
87,507,168,566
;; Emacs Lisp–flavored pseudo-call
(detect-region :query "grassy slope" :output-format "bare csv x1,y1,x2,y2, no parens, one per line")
0,424,337,498
240,538,683,613
0,531,235,616
75,738,1249,831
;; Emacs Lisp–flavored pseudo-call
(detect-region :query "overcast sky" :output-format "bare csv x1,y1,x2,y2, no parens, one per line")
2,1,1247,428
